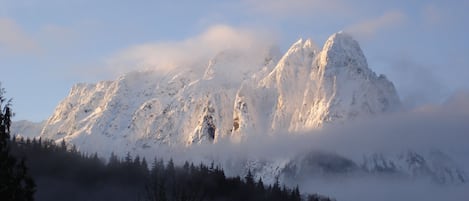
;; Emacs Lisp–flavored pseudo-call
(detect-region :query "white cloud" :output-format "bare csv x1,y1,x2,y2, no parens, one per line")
345,11,406,39
106,24,276,75
0,17,39,53
384,57,449,108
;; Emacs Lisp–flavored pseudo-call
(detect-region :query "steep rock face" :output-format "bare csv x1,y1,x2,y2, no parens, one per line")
31,32,399,155
184,48,278,144
232,39,317,138
291,32,400,130
179,79,237,145
234,32,400,135
40,70,198,154
260,39,319,131
37,47,277,155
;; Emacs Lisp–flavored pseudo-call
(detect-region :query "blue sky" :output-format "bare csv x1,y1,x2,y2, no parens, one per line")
0,0,468,121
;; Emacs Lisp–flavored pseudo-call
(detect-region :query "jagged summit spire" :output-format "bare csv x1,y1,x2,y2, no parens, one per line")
323,31,361,54
285,38,318,55
318,31,368,71
285,38,305,54
303,38,315,49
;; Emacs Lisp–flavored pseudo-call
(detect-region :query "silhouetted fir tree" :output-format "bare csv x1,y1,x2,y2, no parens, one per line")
91,152,100,163
183,161,190,172
166,158,175,178
209,160,215,171
31,138,37,149
69,144,78,155
150,157,159,175
125,152,133,165
59,139,67,152
133,155,140,166
18,136,24,144
257,177,265,191
272,177,281,194
141,158,149,175
283,185,291,198
291,185,302,201
108,152,119,167
307,193,335,201
245,169,255,186
0,85,36,201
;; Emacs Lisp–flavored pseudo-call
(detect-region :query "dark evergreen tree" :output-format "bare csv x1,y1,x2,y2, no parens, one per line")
291,185,301,201
108,152,119,168
140,157,149,175
0,85,36,200
272,177,281,195
245,169,255,186
59,139,67,152
182,161,190,172
257,177,265,191
166,158,175,182
124,152,133,165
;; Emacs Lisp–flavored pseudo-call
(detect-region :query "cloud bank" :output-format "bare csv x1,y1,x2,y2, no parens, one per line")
106,24,276,76
142,89,469,173
147,90,469,201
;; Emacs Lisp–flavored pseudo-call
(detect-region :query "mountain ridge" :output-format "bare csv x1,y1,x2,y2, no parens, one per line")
14,32,400,155
12,32,469,185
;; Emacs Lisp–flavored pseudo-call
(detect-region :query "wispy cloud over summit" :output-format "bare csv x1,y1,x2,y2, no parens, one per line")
106,24,276,75
345,11,406,39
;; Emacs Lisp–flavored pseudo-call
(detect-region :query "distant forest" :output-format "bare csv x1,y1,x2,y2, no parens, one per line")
6,136,334,201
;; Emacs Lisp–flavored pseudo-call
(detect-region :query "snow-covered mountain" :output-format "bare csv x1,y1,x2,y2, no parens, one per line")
241,150,467,186
361,150,467,184
11,31,468,185
17,31,400,156
11,120,45,138
236,32,400,136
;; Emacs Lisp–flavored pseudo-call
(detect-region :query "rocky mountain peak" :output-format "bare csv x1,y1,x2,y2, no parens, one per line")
319,31,368,73
14,31,401,156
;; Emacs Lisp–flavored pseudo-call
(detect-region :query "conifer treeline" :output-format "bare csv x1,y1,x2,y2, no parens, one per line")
0,86,35,201
10,137,334,201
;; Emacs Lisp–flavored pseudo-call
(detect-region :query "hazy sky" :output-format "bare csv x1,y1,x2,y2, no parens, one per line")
0,0,468,121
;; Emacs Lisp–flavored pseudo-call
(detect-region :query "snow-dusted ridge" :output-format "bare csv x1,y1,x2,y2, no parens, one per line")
12,32,400,155
11,120,45,138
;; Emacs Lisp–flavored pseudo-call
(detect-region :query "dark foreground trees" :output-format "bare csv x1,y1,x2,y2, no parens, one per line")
0,85,36,201
11,137,328,201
